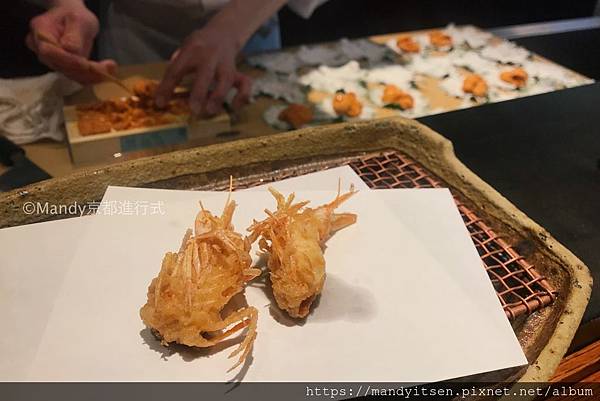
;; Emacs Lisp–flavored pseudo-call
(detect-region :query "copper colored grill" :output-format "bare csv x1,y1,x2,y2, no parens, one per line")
229,150,557,320
349,151,557,320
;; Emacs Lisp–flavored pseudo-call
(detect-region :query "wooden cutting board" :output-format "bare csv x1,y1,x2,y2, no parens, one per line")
63,63,231,165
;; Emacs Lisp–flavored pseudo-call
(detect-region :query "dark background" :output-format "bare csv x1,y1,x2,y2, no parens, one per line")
2,0,598,77
515,29,600,80
279,0,597,45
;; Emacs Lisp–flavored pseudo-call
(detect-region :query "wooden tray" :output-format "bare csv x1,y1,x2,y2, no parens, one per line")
0,117,591,387
63,63,231,165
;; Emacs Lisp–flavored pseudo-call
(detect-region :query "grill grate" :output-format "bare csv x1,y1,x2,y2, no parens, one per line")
350,151,557,320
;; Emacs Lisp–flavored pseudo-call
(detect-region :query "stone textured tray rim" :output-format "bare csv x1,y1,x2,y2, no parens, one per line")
0,117,592,387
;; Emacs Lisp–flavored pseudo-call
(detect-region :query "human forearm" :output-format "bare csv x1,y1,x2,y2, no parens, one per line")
156,0,286,114
205,0,288,52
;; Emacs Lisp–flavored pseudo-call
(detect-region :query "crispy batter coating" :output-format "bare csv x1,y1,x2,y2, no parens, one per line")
396,35,420,53
76,79,190,136
278,103,314,129
332,92,363,117
382,84,414,109
500,67,528,88
429,30,453,49
462,74,488,97
140,198,260,371
248,187,357,319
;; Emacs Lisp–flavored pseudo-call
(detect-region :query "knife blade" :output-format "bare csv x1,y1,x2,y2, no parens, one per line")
0,136,51,192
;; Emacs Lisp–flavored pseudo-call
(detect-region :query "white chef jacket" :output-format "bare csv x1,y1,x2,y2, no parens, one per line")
97,0,328,64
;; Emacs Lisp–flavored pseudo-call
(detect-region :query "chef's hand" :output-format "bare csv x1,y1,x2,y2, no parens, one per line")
155,25,252,116
26,0,117,84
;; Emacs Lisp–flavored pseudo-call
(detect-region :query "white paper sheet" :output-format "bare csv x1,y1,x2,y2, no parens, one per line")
23,186,526,382
0,216,91,380
0,166,364,381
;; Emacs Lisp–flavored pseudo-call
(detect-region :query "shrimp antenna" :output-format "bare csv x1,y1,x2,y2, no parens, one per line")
225,175,233,207
337,178,341,197
199,201,206,211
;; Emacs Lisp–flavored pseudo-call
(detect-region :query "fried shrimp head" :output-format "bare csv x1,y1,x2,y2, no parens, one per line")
248,186,357,319
140,197,261,371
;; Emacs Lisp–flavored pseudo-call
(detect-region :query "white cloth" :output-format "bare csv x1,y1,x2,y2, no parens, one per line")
0,73,80,145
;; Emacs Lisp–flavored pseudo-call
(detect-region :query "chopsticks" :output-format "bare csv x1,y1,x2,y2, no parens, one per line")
35,31,134,95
